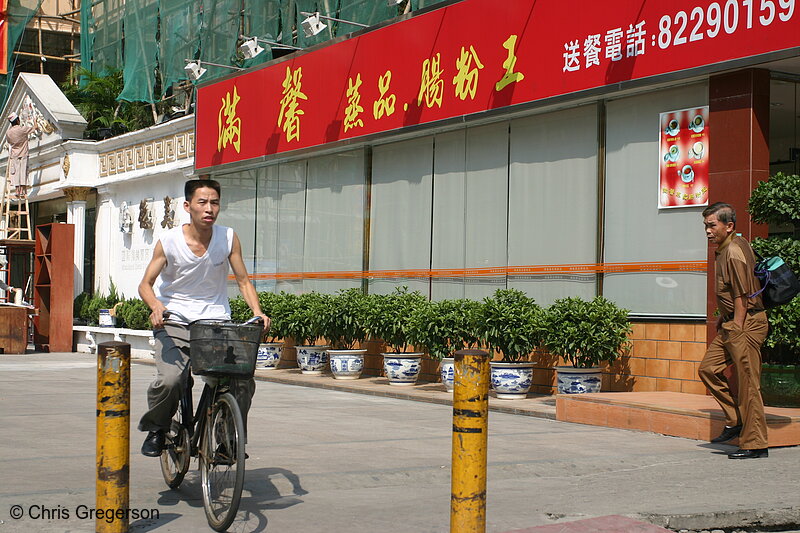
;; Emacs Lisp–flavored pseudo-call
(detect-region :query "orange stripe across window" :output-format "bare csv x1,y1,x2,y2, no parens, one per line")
231,261,707,281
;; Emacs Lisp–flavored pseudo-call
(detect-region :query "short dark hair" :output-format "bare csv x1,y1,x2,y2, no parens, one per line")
702,202,736,226
185,179,221,200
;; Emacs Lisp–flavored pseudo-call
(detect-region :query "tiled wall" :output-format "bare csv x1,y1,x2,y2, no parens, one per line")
276,320,710,396
529,321,708,395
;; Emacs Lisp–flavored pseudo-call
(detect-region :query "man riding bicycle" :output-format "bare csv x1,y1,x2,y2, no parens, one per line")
138,179,269,457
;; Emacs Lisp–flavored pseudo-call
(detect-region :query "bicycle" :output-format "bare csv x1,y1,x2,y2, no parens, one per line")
158,311,263,532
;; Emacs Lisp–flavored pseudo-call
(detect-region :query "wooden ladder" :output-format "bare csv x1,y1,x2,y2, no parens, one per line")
0,167,32,241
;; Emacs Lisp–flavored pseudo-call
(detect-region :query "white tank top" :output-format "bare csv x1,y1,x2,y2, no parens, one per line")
156,224,233,321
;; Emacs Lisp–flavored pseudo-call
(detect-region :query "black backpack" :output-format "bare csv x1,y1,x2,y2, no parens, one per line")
749,254,800,309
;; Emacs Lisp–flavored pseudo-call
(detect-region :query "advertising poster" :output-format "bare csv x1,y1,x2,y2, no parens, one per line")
659,106,709,209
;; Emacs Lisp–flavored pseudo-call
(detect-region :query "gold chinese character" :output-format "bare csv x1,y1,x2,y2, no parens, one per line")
344,73,364,132
417,53,444,108
278,66,308,143
495,35,525,91
218,86,241,153
373,70,396,119
453,45,484,100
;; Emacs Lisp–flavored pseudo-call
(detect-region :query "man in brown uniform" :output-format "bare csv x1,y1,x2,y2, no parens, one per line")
6,111,36,198
698,202,769,459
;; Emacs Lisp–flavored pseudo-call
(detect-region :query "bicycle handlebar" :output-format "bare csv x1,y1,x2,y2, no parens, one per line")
163,310,264,327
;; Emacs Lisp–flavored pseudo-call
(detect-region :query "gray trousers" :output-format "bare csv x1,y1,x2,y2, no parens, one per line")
138,323,255,436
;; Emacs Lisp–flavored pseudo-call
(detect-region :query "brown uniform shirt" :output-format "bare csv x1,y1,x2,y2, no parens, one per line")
6,124,35,159
714,233,763,317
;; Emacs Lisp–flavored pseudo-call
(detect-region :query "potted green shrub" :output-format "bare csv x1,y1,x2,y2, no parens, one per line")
409,298,482,392
286,292,331,375
362,287,427,386
476,289,543,399
749,172,800,407
324,288,370,380
115,298,152,330
231,291,294,370
541,296,632,394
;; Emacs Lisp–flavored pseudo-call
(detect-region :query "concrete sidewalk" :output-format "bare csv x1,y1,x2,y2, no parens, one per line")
0,351,798,532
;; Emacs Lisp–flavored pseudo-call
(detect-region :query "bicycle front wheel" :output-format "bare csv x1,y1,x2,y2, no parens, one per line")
200,391,246,532
160,407,190,489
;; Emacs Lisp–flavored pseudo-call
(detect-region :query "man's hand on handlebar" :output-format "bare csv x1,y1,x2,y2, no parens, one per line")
246,314,272,333
150,302,168,329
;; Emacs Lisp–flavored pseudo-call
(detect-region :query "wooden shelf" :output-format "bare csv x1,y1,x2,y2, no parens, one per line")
33,223,73,352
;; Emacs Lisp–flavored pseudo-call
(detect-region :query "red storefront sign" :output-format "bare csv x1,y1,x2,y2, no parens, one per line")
659,106,709,209
196,0,800,170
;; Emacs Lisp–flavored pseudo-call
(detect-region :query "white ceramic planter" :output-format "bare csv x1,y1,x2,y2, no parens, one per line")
295,345,330,375
490,361,535,399
556,366,602,394
382,353,423,386
440,357,455,392
257,342,283,369
329,349,367,380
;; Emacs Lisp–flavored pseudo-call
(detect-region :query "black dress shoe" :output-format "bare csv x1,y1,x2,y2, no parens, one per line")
728,448,768,459
711,425,741,443
141,430,165,457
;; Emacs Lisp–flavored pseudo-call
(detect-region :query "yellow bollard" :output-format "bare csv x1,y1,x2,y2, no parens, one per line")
450,349,489,533
96,341,131,533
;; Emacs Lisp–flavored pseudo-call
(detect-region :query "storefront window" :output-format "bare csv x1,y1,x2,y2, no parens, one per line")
769,78,800,179
603,84,708,316
304,150,365,293
431,123,509,300
508,105,599,306
370,136,434,295
217,170,258,295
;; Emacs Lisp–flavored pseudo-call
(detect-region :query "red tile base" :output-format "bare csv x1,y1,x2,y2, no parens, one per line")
556,391,800,447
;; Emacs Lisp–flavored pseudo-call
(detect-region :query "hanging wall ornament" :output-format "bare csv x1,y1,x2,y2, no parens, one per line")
119,201,133,234
161,196,176,229
138,198,154,230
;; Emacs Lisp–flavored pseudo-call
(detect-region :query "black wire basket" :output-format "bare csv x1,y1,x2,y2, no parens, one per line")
189,320,262,378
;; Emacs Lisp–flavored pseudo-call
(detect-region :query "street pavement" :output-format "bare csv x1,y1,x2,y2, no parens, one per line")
0,351,798,533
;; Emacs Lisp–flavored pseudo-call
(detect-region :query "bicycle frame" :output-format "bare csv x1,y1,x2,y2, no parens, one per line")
182,374,233,458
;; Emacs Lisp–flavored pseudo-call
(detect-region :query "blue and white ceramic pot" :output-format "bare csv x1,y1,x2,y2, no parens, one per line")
490,361,535,399
256,342,283,370
295,345,330,375
556,366,602,394
440,357,455,392
329,349,367,380
382,353,423,386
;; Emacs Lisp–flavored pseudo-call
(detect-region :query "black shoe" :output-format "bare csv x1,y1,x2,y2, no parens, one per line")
728,448,768,459
711,425,741,443
141,430,165,457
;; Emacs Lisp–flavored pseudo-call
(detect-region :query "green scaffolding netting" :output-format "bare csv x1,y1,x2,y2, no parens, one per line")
197,0,240,82
118,0,158,103
0,0,43,107
241,0,281,67
92,0,124,74
73,0,443,105
159,0,201,90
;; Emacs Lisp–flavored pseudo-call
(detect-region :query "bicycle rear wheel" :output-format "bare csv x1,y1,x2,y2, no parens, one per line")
200,391,246,532
160,404,191,489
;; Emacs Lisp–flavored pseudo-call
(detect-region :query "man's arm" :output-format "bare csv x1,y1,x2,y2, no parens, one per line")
139,241,168,328
229,232,271,332
732,294,747,330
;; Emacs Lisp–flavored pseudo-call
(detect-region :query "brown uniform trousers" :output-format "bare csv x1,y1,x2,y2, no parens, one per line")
698,311,769,449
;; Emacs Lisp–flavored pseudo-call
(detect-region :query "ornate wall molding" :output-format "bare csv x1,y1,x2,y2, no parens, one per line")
99,131,195,178
63,186,92,202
